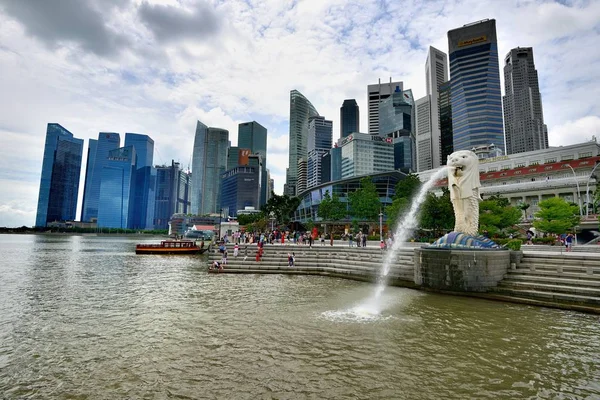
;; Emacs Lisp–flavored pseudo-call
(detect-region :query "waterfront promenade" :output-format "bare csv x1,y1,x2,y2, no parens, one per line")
209,242,600,314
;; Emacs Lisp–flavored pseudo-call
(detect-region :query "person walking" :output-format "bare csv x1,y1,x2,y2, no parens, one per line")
233,243,239,257
362,232,367,248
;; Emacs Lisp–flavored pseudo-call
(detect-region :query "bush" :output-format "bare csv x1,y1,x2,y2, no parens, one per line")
532,237,557,245
505,239,522,251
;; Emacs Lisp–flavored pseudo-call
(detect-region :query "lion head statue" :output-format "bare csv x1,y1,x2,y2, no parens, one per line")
447,150,481,200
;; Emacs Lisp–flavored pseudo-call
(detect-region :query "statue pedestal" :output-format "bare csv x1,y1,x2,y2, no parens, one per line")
414,233,509,292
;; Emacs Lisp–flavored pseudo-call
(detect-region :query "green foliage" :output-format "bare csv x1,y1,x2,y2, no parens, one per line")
237,212,264,226
479,196,521,236
419,187,454,232
394,173,421,200
317,190,347,222
505,239,522,251
305,219,315,231
348,177,381,221
351,219,359,233
261,192,300,225
385,197,410,229
533,197,581,234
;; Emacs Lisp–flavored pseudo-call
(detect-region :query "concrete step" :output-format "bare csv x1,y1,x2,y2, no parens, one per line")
497,280,600,297
516,264,600,275
491,287,600,305
504,274,600,287
509,269,600,282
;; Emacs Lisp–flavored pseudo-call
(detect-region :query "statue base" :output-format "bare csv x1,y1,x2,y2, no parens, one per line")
428,232,503,250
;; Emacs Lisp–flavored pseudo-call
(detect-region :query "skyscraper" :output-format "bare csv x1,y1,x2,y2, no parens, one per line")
340,99,359,138
97,146,136,229
307,116,333,189
238,121,268,205
154,160,191,230
439,81,454,163
379,88,415,171
448,19,504,155
503,47,548,154
190,121,229,215
35,123,83,227
285,90,319,196
367,79,403,135
124,133,156,230
416,47,449,171
81,132,121,222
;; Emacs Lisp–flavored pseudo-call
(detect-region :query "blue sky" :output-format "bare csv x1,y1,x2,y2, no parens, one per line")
0,0,599,227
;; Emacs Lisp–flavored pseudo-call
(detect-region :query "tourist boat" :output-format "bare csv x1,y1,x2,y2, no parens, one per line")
135,240,210,255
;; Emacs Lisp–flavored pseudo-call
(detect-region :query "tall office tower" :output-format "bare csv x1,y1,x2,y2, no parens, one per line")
220,163,261,217
190,121,229,215
124,133,155,230
340,99,359,138
448,19,504,155
286,90,319,196
81,132,121,221
330,146,342,182
296,158,307,195
267,173,274,201
307,116,333,189
97,146,136,229
367,79,403,135
238,121,268,205
80,138,97,221
416,47,449,171
35,123,84,227
379,87,415,171
439,81,454,163
321,151,331,184
503,47,548,154
227,146,239,171
339,133,394,179
154,160,191,230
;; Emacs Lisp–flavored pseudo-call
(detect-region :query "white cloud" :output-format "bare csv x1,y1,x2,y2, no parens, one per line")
0,0,599,227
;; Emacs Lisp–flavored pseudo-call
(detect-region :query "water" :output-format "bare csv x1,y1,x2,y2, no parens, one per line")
1,234,599,399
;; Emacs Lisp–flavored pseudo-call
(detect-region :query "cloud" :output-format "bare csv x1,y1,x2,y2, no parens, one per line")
0,0,130,57
550,116,600,147
138,1,223,43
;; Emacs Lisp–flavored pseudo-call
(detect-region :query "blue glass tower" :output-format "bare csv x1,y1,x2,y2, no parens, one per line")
81,132,121,222
448,19,504,155
124,133,155,230
97,146,136,228
35,123,83,227
307,116,333,189
340,99,359,138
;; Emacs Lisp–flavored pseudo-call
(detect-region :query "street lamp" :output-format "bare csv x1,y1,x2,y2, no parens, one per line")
269,211,275,231
379,210,384,242
585,162,600,218
565,164,583,217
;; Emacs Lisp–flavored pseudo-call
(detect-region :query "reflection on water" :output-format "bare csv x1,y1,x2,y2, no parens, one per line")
0,234,599,399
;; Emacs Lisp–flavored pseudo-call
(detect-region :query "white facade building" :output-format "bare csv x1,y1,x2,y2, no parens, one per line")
339,132,394,179
367,79,403,135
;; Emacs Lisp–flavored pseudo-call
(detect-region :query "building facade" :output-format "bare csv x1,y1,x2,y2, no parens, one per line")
438,81,453,164
307,116,333,189
191,121,229,215
97,146,136,228
367,79,403,135
220,165,261,217
285,90,319,196
81,132,121,222
379,88,415,171
154,160,191,230
35,123,84,227
340,99,359,138
238,121,268,205
448,19,504,155
124,133,155,230
297,158,308,195
339,133,394,179
503,47,548,155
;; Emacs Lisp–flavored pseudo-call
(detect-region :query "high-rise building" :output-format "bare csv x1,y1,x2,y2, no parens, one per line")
296,158,307,195
340,99,359,138
321,151,331,184
220,165,261,217
503,47,548,155
238,121,268,205
439,81,454,163
190,121,229,215
286,90,319,196
448,19,504,155
81,132,121,221
367,79,403,135
339,133,394,179
97,146,136,229
379,87,415,171
416,47,449,171
35,123,84,227
124,133,155,230
307,116,333,189
227,146,239,171
330,146,342,182
154,160,191,230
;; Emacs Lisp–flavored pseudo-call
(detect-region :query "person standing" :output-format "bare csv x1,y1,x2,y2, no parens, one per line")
565,232,574,252
362,232,367,248
233,243,239,257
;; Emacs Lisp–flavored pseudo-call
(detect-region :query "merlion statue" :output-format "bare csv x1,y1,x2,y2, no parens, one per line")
447,150,481,236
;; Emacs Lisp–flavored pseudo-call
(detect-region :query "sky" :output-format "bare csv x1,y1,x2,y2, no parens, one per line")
0,0,599,228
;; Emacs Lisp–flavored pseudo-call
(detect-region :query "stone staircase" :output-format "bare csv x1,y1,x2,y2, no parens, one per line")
492,253,600,308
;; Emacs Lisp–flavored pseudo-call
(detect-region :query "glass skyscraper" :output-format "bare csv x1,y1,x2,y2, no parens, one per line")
35,123,83,227
439,81,454,164
191,121,229,215
307,116,333,189
97,146,136,229
379,88,415,171
124,133,156,230
154,160,191,230
81,132,121,221
448,19,504,155
340,99,359,138
285,90,319,196
238,121,268,205
220,165,261,217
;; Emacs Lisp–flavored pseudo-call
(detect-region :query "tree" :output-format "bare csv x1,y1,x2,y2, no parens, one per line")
348,177,381,222
479,196,522,236
318,190,346,234
261,192,301,226
419,187,454,234
385,174,422,229
516,202,531,221
237,212,264,226
533,197,581,235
